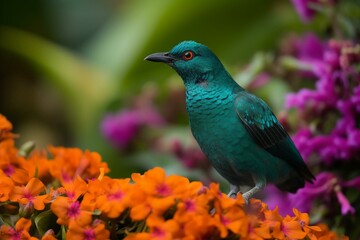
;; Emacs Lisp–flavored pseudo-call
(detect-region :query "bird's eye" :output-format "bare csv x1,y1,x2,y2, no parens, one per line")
183,51,194,61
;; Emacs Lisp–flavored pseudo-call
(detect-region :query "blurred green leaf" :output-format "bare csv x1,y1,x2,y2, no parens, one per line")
0,27,115,150
34,210,58,236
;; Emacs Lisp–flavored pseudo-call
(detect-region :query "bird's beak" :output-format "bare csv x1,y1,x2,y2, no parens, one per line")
144,52,177,64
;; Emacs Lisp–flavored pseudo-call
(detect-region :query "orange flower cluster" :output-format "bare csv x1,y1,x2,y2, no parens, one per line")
0,114,348,240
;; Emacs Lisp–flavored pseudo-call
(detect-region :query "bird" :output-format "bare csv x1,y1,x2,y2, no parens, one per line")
145,40,315,203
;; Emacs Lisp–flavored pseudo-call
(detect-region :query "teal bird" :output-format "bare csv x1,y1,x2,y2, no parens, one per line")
145,41,314,202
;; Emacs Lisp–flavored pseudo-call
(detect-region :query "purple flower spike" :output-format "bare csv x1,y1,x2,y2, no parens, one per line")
284,37,360,165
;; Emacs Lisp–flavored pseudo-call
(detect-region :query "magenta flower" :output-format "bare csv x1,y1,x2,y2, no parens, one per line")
102,111,141,149
171,139,209,170
335,191,355,215
284,37,360,165
247,73,271,90
101,107,164,150
266,172,358,216
295,33,324,61
290,128,314,161
291,0,318,23
291,0,337,23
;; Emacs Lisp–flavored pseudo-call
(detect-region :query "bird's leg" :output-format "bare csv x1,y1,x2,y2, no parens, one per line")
227,184,240,198
242,175,266,204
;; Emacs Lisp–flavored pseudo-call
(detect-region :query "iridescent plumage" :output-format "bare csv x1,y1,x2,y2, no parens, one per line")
145,41,314,202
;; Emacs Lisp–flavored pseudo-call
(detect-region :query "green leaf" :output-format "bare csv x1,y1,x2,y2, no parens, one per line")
0,214,13,226
18,141,36,158
62,225,66,240
34,209,58,236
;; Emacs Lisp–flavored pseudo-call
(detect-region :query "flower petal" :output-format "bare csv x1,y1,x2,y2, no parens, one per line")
27,178,45,195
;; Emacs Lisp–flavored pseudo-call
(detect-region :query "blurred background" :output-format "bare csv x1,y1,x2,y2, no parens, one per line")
1,0,360,236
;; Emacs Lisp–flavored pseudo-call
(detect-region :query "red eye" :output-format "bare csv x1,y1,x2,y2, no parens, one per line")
183,51,194,61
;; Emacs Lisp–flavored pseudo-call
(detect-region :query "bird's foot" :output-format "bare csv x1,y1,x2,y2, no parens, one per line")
240,175,266,205
241,192,251,205
228,190,250,205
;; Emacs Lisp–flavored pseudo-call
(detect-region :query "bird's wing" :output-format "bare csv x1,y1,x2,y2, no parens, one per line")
234,91,315,183
234,91,287,149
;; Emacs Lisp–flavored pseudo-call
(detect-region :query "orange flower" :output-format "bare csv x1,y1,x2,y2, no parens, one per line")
23,150,52,184
48,146,109,184
49,179,90,227
182,184,247,238
281,215,307,239
130,167,202,221
264,206,308,239
205,183,246,213
0,217,37,240
124,233,150,240
62,176,88,201
0,114,15,141
10,177,48,211
0,140,29,185
82,177,107,210
81,150,110,180
0,114,12,131
0,171,14,202
125,216,180,240
0,162,29,185
51,196,92,227
244,215,272,240
82,170,116,210
263,206,283,239
212,206,247,238
312,224,349,240
48,147,83,183
247,198,270,218
66,219,110,240
175,215,216,240
95,178,132,218
173,195,210,223
131,167,190,198
157,196,211,239
292,208,321,239
0,116,351,240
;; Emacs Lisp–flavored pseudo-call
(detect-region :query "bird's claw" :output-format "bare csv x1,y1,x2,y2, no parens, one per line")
227,191,238,199
227,190,249,204
227,185,240,199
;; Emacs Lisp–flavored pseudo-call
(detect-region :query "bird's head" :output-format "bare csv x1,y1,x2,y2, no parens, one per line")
145,41,225,85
